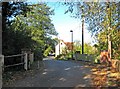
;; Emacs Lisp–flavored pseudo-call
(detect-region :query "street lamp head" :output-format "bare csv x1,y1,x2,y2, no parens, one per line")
70,30,73,32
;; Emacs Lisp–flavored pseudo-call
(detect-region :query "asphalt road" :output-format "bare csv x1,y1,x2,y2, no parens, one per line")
4,57,92,87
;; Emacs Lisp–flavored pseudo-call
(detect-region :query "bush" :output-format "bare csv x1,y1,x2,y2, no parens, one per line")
43,46,52,57
34,48,43,61
94,55,100,64
55,54,68,60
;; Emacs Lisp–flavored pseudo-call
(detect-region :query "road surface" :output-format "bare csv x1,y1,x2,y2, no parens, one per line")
3,57,92,87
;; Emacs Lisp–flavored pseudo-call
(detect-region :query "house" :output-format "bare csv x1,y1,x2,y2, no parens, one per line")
55,39,73,57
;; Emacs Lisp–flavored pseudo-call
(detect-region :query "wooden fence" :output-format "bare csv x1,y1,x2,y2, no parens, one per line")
1,53,34,71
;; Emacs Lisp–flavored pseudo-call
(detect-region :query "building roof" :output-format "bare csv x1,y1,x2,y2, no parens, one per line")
60,39,73,50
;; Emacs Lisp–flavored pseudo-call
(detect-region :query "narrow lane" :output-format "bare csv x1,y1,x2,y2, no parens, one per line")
4,57,92,87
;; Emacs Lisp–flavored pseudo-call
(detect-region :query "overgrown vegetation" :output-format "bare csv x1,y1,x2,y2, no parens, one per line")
2,2,58,62
63,1,120,60
55,41,97,61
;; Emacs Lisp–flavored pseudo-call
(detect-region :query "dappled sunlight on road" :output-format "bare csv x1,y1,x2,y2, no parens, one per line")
83,75,91,79
43,56,55,60
3,60,93,87
74,84,86,88
59,77,66,82
64,68,71,71
42,72,47,75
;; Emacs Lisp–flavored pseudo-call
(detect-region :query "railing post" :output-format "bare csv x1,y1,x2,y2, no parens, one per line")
24,53,28,70
29,53,34,64
22,48,31,70
1,55,4,71
0,55,4,89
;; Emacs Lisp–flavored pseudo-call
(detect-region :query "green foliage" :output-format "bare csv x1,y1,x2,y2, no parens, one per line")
56,40,97,60
2,2,58,60
64,2,119,60
34,47,43,61
74,41,97,55
73,40,82,53
84,43,96,54
94,55,100,63
2,2,30,55
55,54,68,60
44,46,52,57
45,37,58,53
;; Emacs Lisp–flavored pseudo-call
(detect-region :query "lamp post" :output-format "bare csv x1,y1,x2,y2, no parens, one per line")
59,39,60,55
70,30,73,60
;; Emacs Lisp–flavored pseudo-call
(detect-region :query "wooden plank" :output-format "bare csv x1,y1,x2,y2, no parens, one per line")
5,54,25,58
4,62,25,68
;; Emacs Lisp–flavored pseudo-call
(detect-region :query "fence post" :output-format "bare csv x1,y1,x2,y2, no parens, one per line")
29,53,34,64
0,55,4,89
22,48,31,70
24,53,28,70
28,52,33,70
1,55,4,71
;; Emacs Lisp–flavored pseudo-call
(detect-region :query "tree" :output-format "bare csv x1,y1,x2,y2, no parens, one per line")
63,1,120,59
73,40,82,53
74,41,96,54
44,37,58,53
10,2,58,59
2,2,29,55
43,46,52,57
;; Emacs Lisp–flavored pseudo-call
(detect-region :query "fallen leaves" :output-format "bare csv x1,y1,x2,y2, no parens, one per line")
91,64,120,87
109,73,120,78
91,68,97,72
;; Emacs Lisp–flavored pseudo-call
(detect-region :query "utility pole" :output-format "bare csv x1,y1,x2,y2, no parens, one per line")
82,6,84,54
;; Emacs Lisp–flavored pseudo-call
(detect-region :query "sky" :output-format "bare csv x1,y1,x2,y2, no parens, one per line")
47,2,95,44
26,1,96,45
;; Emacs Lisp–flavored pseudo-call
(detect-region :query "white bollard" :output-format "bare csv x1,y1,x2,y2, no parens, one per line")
0,55,4,89
24,53,28,70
